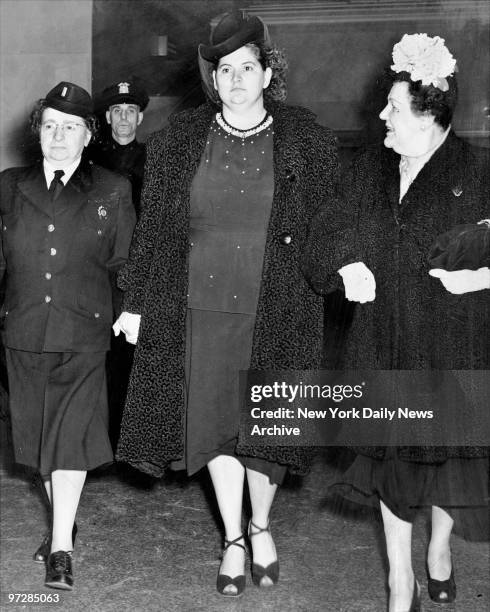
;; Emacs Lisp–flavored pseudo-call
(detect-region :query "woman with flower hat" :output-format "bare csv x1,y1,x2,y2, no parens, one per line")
114,11,338,596
305,33,489,611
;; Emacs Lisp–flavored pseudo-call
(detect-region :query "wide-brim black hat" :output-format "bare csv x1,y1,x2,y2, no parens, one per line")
199,11,267,63
45,82,93,118
97,80,149,112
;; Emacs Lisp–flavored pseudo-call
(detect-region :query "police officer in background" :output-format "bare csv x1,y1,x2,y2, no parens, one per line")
89,80,148,449
90,80,149,215
0,82,135,590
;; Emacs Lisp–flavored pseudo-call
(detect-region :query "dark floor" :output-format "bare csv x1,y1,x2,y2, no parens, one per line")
0,406,488,612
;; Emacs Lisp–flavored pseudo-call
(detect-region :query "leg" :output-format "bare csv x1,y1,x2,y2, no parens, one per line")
426,505,456,603
45,470,86,590
50,469,86,552
43,479,52,504
427,505,453,579
208,455,246,595
380,499,417,612
246,467,279,586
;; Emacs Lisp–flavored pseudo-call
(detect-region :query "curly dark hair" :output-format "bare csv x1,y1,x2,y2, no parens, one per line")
200,41,288,106
246,41,288,103
30,99,98,136
389,70,458,130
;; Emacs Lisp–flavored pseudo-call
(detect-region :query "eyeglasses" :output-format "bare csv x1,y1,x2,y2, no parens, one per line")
41,121,87,134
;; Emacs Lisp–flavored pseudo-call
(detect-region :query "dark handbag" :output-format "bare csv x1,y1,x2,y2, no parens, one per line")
428,219,490,271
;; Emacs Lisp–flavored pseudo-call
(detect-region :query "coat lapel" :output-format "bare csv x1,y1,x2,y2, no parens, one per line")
17,165,52,217
17,160,94,217
267,101,305,229
53,159,93,214
398,131,464,216
165,105,215,206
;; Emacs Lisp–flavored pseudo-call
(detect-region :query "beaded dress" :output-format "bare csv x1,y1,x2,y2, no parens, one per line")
170,113,284,478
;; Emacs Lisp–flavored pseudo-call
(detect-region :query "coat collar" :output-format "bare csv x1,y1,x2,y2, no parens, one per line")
17,160,94,215
381,130,466,213
163,101,315,225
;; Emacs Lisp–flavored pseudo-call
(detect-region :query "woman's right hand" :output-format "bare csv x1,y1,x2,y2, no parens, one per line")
113,312,141,344
338,262,376,303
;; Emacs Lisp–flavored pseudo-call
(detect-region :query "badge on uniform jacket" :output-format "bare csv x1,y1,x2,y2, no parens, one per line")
98,205,108,220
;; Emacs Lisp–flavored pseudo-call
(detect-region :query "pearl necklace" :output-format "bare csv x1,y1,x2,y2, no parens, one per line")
216,112,273,139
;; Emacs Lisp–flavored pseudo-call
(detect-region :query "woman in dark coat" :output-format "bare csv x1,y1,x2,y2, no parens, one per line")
0,82,135,590
114,12,338,597
304,34,489,612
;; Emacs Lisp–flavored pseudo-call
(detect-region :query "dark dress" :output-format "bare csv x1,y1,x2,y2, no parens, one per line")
304,133,489,539
170,116,285,483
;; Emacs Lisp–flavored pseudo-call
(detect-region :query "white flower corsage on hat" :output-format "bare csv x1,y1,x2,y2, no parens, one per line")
391,33,457,92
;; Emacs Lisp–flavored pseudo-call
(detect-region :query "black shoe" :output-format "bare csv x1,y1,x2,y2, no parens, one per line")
33,523,77,563
45,551,73,590
216,534,246,597
248,519,279,587
427,566,456,604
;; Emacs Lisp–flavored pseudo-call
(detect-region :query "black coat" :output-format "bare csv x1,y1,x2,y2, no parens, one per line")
88,138,145,216
116,101,339,477
0,162,136,352
304,132,490,461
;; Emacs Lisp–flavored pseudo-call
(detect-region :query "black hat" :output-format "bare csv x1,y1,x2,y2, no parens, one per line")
428,220,490,271
199,11,266,63
45,82,94,117
98,80,149,112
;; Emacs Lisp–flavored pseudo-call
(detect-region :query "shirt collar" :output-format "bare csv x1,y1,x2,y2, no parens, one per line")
43,158,81,188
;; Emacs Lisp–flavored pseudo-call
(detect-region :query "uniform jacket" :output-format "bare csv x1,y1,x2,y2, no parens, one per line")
116,101,339,477
304,131,490,462
0,161,136,352
88,138,145,216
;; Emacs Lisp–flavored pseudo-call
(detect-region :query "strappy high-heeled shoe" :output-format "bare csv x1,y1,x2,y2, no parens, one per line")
427,564,456,604
248,519,279,587
216,534,246,597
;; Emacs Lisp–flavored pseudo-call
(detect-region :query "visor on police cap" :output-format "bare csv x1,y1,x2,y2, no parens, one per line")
98,81,149,112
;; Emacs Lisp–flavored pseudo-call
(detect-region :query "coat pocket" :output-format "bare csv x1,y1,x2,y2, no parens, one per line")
77,292,112,323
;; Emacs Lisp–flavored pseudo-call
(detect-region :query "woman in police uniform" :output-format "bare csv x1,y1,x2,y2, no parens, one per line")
0,82,135,590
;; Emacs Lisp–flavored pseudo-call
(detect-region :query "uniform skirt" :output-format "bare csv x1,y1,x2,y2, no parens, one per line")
6,348,113,477
170,309,287,485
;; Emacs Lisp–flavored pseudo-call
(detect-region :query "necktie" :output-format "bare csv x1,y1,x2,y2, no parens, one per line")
48,170,65,201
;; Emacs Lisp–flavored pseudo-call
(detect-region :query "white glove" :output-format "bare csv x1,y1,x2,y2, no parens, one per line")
113,312,141,345
338,262,376,303
429,267,490,294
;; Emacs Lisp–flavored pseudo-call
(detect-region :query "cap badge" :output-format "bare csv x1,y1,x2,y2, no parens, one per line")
61,86,68,97
118,82,130,94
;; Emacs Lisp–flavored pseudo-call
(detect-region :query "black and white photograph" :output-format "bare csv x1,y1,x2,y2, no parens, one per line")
0,1,489,611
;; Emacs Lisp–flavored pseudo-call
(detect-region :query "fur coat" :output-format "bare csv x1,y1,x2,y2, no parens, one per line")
304,132,490,462
116,101,339,477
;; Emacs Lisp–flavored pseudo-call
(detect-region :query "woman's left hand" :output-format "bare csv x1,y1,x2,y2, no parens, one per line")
429,267,490,294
